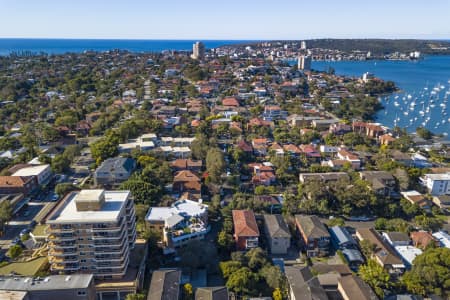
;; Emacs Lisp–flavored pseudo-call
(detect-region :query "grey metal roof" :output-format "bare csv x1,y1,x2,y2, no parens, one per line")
329,226,357,247
0,274,93,291
195,286,228,300
285,266,329,300
342,248,364,263
148,269,181,300
95,157,135,174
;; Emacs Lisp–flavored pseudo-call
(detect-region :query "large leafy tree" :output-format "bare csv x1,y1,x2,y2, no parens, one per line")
358,259,392,298
206,147,225,183
0,201,12,233
402,247,450,297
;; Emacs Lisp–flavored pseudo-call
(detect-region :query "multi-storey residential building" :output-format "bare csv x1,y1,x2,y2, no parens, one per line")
94,157,136,187
295,215,330,257
191,41,205,60
263,214,291,255
297,55,312,71
360,171,397,197
145,199,209,253
421,172,450,196
11,164,53,186
0,176,38,195
46,189,136,280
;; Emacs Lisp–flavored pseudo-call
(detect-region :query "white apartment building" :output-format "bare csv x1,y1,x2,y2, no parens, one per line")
421,173,450,196
46,189,136,280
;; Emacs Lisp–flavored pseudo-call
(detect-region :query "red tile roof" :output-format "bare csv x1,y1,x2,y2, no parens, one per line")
232,210,260,237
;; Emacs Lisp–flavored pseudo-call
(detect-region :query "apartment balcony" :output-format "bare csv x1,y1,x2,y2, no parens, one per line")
48,241,76,249
171,225,210,243
48,234,75,242
96,257,128,270
245,237,259,249
49,256,78,264
46,227,74,234
90,221,125,233
48,248,77,256
95,256,123,262
92,229,126,240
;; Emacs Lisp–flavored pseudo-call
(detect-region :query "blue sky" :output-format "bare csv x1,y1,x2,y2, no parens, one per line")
0,0,449,39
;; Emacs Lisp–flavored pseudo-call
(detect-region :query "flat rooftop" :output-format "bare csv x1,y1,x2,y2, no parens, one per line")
47,190,130,224
146,199,207,222
12,164,50,177
0,274,93,291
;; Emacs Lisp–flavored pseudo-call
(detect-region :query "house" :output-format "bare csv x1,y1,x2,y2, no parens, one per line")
299,172,349,184
295,215,330,257
356,228,405,274
285,266,329,300
94,157,136,186
247,118,274,130
379,134,396,146
232,210,260,251
337,149,361,169
312,119,338,131
394,245,423,268
352,122,385,138
382,232,411,247
252,138,268,156
170,159,202,173
360,171,397,197
236,139,253,153
410,231,439,249
390,150,414,167
249,163,276,186
195,287,228,300
222,97,240,107
432,231,450,249
421,172,450,196
263,214,291,255
147,269,181,300
329,226,363,269
341,249,365,269
338,275,378,300
329,226,358,250
401,191,432,212
0,176,38,195
173,170,201,198
263,105,285,120
432,194,450,212
329,123,352,135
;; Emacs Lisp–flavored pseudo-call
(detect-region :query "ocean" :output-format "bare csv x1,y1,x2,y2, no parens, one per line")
0,38,252,55
313,56,450,136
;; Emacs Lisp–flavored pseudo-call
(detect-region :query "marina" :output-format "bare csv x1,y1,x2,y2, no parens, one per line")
313,55,450,137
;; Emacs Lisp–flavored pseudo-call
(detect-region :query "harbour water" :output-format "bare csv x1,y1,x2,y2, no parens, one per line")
313,56,450,136
0,38,251,56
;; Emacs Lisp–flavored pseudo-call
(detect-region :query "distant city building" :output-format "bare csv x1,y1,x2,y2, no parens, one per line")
191,41,205,60
46,189,136,280
300,41,307,50
298,55,312,71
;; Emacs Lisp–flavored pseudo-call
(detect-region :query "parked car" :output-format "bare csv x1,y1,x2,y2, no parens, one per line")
19,229,30,237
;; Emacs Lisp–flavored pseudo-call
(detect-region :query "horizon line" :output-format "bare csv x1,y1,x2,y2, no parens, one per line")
0,37,449,41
